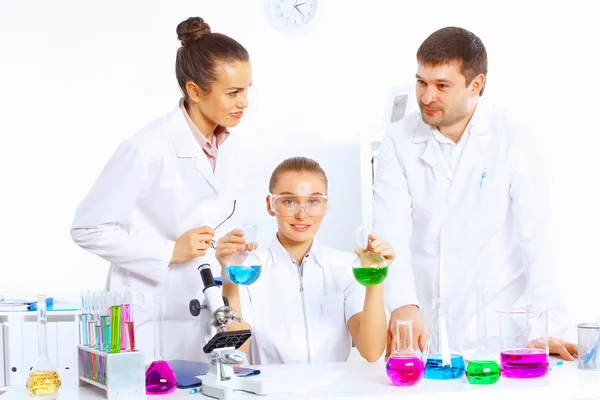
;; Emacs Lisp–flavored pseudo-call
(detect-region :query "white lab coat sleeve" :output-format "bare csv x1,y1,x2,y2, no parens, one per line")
70,141,175,283
344,259,367,324
372,130,419,313
508,126,568,338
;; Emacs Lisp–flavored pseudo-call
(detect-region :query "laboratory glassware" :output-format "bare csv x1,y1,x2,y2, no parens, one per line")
466,285,501,384
423,298,466,379
498,308,549,378
386,319,424,386
352,226,388,286
145,295,177,395
225,224,262,285
26,294,62,396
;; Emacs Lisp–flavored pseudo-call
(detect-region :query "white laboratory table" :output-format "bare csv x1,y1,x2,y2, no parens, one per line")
1,357,599,400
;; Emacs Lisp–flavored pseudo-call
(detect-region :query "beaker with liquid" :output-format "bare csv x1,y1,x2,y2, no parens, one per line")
386,319,424,386
498,308,548,378
466,285,501,385
225,224,262,285
352,226,388,286
26,294,62,397
423,298,466,380
145,295,177,395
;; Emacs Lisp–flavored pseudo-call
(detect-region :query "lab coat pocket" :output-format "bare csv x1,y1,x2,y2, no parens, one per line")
319,292,349,362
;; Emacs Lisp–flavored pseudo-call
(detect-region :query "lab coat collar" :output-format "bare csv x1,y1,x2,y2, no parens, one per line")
269,235,325,269
412,97,493,143
168,103,219,193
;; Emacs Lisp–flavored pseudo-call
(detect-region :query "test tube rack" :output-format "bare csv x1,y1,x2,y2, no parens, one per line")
77,345,145,399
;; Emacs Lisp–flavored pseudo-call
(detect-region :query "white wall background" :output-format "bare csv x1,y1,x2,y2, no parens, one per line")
0,0,598,328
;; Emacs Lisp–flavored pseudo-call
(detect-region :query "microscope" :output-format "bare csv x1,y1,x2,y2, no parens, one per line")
189,264,266,399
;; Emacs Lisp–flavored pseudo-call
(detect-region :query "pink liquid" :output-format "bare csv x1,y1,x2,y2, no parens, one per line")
386,356,425,386
500,349,548,378
145,360,177,395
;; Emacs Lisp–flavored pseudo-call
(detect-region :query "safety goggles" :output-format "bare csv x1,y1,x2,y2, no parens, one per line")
268,194,329,217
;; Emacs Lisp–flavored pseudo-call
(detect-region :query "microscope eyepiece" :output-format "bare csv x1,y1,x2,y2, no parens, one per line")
198,263,217,290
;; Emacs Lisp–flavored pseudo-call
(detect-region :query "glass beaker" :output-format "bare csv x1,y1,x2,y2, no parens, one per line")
145,295,177,395
386,319,424,386
26,294,62,396
225,224,262,285
423,298,466,380
577,322,600,370
352,226,388,286
498,308,548,378
466,285,500,385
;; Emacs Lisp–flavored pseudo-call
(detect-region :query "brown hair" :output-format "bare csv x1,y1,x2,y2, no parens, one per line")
269,157,328,193
175,17,249,96
417,27,488,95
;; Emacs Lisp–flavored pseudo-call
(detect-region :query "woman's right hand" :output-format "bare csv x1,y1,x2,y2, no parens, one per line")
215,229,248,269
215,229,259,270
171,226,215,264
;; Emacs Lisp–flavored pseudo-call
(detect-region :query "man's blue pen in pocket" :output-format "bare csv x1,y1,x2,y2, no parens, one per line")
480,169,487,188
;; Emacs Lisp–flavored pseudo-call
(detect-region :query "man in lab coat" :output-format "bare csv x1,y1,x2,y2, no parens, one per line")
374,26,577,360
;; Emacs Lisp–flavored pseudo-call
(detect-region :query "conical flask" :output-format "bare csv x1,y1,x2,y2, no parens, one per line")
26,294,62,396
466,285,501,384
386,319,424,386
422,298,466,379
145,295,177,395
225,224,262,285
352,226,388,286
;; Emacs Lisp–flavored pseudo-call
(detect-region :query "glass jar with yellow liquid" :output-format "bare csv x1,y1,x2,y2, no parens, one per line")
26,294,61,396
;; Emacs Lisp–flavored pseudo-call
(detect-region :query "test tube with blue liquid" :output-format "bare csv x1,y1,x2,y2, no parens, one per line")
422,298,466,379
225,224,262,285
80,291,92,346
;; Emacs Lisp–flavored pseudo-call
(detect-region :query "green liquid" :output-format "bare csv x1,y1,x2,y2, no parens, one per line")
466,360,501,385
353,266,388,286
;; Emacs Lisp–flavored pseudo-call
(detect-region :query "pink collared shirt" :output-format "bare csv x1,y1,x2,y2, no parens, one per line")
179,99,230,172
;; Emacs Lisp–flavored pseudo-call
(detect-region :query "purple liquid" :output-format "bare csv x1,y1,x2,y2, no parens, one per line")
501,349,548,378
386,356,424,386
145,360,177,395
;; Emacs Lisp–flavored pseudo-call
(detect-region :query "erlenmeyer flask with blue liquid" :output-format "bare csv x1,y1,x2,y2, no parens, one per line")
422,298,466,380
225,224,262,285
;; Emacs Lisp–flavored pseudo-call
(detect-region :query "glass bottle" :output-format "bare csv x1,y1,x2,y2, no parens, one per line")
422,298,466,380
386,319,424,386
466,284,501,384
225,224,262,285
26,294,62,396
145,295,177,395
352,226,388,286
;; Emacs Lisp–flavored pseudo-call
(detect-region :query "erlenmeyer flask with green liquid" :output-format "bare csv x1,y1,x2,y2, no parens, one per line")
466,284,501,384
352,226,388,286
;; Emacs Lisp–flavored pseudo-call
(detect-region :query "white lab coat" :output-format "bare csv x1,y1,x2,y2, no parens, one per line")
239,237,365,365
71,103,241,363
373,100,567,352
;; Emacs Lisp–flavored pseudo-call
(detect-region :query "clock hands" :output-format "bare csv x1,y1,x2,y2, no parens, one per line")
293,1,308,20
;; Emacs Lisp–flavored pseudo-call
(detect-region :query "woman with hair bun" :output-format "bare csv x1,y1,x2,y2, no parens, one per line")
70,17,252,362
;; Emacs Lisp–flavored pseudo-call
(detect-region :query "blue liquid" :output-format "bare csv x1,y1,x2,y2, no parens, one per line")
424,354,466,380
226,265,261,285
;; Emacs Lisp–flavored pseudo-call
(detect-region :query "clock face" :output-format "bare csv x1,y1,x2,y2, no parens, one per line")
272,0,318,27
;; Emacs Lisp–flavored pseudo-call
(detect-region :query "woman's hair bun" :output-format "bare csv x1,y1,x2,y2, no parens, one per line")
176,17,211,47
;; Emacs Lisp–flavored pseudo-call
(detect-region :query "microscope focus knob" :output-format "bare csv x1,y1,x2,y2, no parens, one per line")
189,299,202,317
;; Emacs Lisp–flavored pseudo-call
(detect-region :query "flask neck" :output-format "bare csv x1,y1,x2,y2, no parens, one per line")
37,296,48,359
153,296,163,361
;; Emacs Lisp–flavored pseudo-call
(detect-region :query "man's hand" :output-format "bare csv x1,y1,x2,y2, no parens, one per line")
528,336,578,361
386,305,425,359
